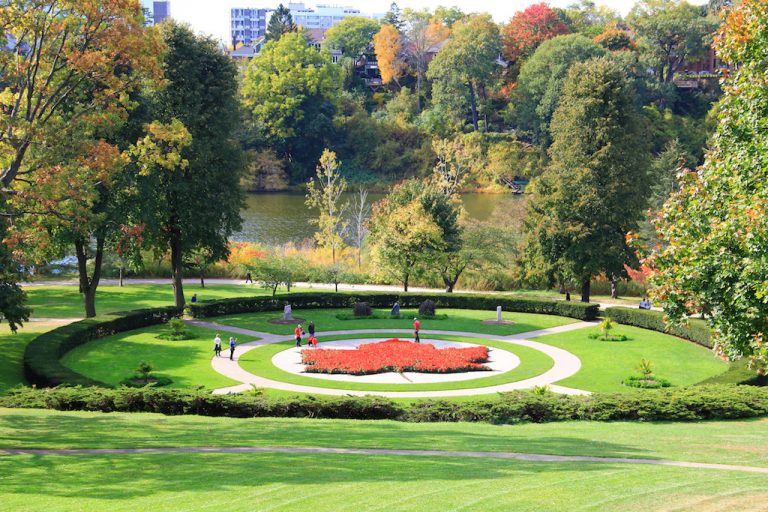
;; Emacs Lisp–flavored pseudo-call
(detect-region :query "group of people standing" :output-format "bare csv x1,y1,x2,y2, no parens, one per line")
213,334,237,360
295,321,317,347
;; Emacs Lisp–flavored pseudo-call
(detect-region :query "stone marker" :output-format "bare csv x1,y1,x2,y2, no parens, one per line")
283,304,293,321
497,306,502,323
391,302,400,317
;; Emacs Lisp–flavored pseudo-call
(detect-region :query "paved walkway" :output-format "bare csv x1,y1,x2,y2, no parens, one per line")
2,445,766,474
186,320,596,397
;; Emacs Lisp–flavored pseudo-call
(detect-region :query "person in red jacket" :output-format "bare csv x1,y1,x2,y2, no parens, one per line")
413,317,421,343
307,335,318,347
294,324,304,347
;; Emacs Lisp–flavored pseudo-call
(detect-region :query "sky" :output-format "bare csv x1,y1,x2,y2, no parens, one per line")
160,0,709,44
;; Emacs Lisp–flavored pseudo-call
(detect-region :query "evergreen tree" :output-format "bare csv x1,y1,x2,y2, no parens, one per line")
383,2,404,31
266,4,296,42
524,57,650,302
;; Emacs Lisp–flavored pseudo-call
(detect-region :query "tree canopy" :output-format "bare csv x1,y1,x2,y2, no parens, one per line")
501,2,570,63
324,16,381,57
265,3,296,42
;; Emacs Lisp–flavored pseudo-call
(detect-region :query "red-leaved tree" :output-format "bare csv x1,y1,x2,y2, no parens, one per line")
501,3,570,63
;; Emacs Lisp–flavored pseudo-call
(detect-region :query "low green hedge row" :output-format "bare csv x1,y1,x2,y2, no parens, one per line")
2,385,765,423
186,292,600,321
603,307,712,348
23,306,181,388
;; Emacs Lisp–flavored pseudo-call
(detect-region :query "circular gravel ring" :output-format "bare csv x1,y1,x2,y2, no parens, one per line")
271,338,521,384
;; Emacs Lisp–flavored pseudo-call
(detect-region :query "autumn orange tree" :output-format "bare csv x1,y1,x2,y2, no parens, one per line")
373,24,406,86
648,0,768,374
501,2,570,63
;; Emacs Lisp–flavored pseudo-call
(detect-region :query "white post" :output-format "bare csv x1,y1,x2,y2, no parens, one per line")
496,306,502,322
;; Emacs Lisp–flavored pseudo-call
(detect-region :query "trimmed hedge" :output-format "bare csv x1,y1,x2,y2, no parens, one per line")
603,307,712,348
23,306,181,388
1,385,766,423
186,292,600,321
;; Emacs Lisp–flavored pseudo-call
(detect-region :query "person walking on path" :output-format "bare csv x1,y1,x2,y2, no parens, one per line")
295,324,304,347
229,337,237,360
245,272,252,284
413,317,421,343
213,334,222,357
308,321,315,338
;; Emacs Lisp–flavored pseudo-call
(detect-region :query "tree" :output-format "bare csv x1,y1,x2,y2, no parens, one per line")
628,0,717,83
427,14,501,131
305,150,348,264
139,23,244,308
369,180,459,291
265,3,296,42
438,219,509,292
374,24,407,86
0,209,30,332
647,0,768,374
430,138,478,196
511,34,606,145
383,2,404,31
0,0,163,192
242,31,341,182
594,28,635,51
404,16,451,109
563,0,621,37
433,6,465,27
348,187,371,271
524,58,650,303
324,17,381,57
501,3,570,63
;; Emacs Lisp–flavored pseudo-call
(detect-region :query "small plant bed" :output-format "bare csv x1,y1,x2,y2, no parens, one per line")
623,359,671,389
335,310,448,321
156,318,195,341
119,362,173,388
267,316,306,325
587,319,630,342
301,339,490,375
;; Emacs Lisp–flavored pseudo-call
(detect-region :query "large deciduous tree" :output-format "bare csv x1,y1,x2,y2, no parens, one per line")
628,0,717,83
524,57,650,303
324,16,381,57
0,0,163,192
403,15,450,108
511,34,606,146
501,2,570,63
648,0,768,374
242,31,341,182
427,14,501,131
374,24,407,86
139,23,244,308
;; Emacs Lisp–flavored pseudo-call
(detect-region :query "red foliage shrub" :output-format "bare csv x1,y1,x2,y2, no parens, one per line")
301,339,490,375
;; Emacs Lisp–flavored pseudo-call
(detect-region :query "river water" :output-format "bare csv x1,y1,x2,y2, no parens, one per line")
234,192,522,246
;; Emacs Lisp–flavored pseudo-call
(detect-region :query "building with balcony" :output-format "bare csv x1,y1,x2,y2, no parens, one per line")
231,8,270,47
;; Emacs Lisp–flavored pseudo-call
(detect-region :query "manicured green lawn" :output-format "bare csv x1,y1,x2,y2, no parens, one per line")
237,333,554,392
214,308,576,336
23,283,278,318
3,409,768,467
1,409,767,511
61,325,252,389
0,321,73,393
538,325,728,393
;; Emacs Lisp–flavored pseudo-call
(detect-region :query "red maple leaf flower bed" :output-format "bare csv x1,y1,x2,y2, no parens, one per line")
301,339,490,375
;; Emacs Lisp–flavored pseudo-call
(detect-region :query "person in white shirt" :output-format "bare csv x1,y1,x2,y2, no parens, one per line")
213,334,222,357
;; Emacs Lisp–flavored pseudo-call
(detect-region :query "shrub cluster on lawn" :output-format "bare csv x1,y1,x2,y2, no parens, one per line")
23,306,182,388
603,307,712,347
186,292,600,321
301,339,490,375
2,385,766,423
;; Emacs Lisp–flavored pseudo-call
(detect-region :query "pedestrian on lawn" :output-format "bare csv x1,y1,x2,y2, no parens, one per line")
245,271,253,284
229,337,237,360
413,317,421,343
213,333,222,357
295,324,304,347
308,321,315,337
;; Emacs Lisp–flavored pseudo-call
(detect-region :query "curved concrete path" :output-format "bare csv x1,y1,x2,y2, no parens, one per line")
3,445,766,474
186,320,596,397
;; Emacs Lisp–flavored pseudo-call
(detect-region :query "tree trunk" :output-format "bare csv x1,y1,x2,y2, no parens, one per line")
580,279,591,303
0,142,30,188
403,272,409,292
443,273,458,293
200,267,205,288
332,246,336,265
357,248,362,271
335,281,338,292
467,81,478,131
74,235,105,318
169,228,185,308
119,266,124,287
610,278,619,299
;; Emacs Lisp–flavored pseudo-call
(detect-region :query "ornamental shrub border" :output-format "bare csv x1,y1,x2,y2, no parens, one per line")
186,292,600,321
23,306,181,388
603,307,712,348
1,384,766,423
